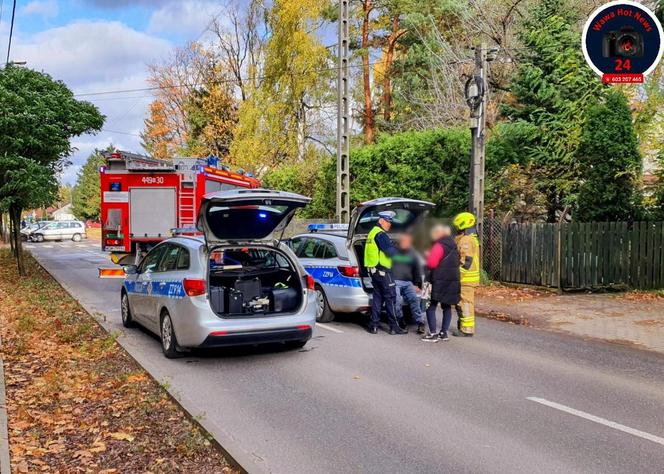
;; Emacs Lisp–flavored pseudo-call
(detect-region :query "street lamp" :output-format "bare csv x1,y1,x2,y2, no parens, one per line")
5,60,27,68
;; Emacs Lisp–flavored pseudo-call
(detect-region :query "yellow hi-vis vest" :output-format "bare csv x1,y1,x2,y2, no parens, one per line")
456,232,480,286
364,226,392,269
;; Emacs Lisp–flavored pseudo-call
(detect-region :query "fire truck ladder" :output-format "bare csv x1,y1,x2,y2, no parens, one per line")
178,183,196,227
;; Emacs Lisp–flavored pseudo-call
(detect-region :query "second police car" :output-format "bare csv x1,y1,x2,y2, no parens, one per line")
290,197,434,323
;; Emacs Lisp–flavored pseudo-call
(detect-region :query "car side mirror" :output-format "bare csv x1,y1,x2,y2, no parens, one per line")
123,264,138,275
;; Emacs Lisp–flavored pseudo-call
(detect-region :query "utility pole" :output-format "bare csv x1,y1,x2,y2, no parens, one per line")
466,43,491,242
6,0,18,66
336,0,351,223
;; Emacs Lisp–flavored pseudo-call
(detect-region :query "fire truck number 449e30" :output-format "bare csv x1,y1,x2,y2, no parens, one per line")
100,151,260,265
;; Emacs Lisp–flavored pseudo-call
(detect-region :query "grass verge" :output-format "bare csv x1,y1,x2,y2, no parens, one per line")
0,248,235,473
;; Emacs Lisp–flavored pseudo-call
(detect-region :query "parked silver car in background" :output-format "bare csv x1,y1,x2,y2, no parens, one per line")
20,221,52,241
31,220,87,242
120,189,318,358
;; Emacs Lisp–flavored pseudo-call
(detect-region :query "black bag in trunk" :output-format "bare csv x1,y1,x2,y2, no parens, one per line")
235,278,261,301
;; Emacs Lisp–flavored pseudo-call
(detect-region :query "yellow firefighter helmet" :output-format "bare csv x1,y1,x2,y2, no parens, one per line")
453,212,476,231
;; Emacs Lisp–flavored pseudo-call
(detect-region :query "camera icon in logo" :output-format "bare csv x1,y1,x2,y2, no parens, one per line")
602,26,644,58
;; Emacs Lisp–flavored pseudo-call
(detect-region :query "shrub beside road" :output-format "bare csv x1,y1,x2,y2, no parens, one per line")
0,249,235,473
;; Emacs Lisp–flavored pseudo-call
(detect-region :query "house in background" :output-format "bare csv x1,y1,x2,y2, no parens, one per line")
51,203,75,221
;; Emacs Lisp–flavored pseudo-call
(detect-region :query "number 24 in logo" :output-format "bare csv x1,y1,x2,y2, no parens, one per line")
615,58,631,71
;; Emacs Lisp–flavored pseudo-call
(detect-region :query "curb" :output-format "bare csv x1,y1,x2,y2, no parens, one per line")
0,335,11,474
28,250,265,474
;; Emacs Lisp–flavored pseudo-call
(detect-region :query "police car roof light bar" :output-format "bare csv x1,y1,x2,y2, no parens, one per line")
308,223,349,232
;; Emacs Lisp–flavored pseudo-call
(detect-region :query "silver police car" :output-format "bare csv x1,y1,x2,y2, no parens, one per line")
290,225,369,322
291,197,434,323
120,189,318,358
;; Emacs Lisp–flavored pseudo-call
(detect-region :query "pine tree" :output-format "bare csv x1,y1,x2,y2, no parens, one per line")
576,92,642,221
500,0,604,221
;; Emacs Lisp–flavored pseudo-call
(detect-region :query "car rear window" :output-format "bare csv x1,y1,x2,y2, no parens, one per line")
356,208,420,234
206,204,291,240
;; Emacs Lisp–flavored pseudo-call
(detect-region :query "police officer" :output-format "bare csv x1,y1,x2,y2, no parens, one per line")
364,211,405,335
452,212,480,337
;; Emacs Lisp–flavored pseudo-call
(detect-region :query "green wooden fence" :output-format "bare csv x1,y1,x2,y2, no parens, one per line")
484,221,664,290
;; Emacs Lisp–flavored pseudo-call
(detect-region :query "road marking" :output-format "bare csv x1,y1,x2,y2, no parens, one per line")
42,245,53,248
315,323,344,334
527,397,664,446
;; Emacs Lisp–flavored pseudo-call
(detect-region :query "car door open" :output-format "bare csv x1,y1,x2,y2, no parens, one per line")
197,189,312,318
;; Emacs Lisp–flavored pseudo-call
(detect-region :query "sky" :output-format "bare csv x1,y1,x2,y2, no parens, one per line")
0,0,230,185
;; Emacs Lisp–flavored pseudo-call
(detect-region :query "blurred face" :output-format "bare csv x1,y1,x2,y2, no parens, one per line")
430,225,444,241
399,233,413,249
379,218,392,231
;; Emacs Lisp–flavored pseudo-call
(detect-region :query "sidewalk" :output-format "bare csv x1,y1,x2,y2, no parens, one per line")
477,285,664,354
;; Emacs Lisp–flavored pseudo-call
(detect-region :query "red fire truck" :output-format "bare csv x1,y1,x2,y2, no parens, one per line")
100,151,260,264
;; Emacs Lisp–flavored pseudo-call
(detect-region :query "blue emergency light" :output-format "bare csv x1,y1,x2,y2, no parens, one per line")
308,223,349,232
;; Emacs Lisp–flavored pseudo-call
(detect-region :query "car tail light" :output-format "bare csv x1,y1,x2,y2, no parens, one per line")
296,325,311,331
105,239,120,246
209,330,228,337
337,265,360,278
183,278,206,296
306,274,315,290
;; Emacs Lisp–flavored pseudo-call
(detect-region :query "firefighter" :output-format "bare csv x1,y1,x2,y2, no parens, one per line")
452,212,480,336
364,211,405,335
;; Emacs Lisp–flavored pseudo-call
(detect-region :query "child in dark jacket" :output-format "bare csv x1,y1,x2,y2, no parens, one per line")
422,225,461,342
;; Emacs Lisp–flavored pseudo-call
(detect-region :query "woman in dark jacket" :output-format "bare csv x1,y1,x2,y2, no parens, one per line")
422,224,461,342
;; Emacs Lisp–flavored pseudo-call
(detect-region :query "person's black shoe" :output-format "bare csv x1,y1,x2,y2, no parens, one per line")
438,331,450,341
397,318,407,330
416,323,426,335
452,329,473,337
367,326,378,334
421,334,439,343
389,326,408,335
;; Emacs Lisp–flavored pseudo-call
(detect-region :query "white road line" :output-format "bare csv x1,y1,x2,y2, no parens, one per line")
527,397,664,446
315,323,344,334
42,245,53,248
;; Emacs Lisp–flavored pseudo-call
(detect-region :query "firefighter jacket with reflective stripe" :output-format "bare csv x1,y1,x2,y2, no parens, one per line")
364,226,393,270
456,230,480,287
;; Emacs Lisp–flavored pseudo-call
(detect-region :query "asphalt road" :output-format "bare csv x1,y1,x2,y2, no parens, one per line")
27,241,664,474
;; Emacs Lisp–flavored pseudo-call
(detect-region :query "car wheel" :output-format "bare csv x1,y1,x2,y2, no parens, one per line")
160,311,182,359
72,233,82,242
34,234,44,242
121,292,134,328
314,285,335,323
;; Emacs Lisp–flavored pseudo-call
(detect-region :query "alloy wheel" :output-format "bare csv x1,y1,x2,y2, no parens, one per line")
161,315,172,351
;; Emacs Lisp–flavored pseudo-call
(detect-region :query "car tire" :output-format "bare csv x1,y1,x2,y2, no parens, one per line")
121,292,135,328
314,285,335,323
34,234,44,242
287,339,308,349
72,233,82,242
160,311,182,359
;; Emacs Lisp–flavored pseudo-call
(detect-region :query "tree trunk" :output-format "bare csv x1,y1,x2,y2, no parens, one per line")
382,15,400,122
362,0,374,144
9,205,25,275
0,212,6,244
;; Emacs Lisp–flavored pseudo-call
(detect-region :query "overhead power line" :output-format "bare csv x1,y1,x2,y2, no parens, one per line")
74,60,383,98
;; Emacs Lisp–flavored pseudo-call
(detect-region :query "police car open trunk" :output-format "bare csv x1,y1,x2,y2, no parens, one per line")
198,189,311,317
347,198,435,291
